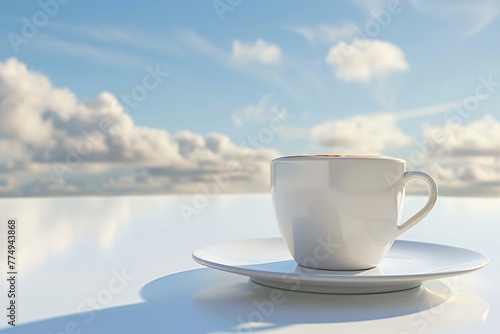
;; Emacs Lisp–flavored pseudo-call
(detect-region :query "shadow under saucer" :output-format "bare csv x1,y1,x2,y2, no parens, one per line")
142,268,489,333
4,268,488,334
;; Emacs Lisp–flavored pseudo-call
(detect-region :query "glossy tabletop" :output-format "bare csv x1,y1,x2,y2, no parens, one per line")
0,195,498,333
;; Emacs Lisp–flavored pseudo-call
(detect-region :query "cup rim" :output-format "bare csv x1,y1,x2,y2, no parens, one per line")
271,154,405,163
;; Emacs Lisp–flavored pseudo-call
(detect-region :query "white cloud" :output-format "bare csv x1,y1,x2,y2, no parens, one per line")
0,59,57,146
456,164,500,182
0,177,15,192
310,114,410,153
177,31,298,96
395,101,461,120
285,23,358,46
417,162,500,197
232,94,288,127
459,2,500,38
0,140,31,172
326,39,409,82
231,39,282,65
411,0,500,38
423,116,500,157
0,58,281,196
405,116,500,196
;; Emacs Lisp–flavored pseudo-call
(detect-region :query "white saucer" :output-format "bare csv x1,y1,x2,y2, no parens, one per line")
192,238,489,294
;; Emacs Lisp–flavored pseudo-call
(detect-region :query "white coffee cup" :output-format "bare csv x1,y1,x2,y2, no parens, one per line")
271,154,438,270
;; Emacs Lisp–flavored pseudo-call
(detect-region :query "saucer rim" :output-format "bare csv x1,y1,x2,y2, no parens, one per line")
192,238,489,284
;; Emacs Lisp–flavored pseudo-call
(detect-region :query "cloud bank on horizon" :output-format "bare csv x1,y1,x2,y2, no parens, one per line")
1,57,500,197
0,58,281,196
1,0,500,197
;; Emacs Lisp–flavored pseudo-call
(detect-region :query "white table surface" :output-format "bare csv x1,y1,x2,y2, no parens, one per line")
0,194,498,333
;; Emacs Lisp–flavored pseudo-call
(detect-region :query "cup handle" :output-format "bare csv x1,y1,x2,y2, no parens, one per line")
397,171,438,236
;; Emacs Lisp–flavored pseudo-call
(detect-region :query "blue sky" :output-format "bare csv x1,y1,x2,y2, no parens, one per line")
1,0,500,196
